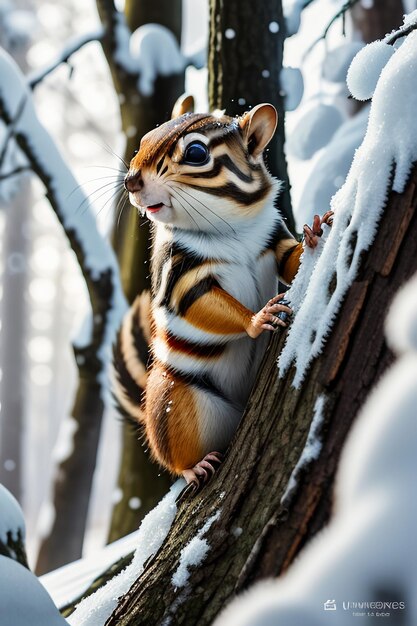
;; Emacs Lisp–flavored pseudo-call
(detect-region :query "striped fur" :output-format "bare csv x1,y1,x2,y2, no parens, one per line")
113,104,303,475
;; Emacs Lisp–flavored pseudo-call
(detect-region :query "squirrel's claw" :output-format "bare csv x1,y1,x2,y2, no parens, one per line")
179,452,223,499
304,210,334,249
321,210,334,227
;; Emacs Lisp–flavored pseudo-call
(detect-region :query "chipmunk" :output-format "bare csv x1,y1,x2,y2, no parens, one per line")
113,97,332,487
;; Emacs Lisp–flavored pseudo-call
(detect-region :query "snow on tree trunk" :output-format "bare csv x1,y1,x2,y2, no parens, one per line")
215,276,417,626
208,0,295,233
100,163,417,626
78,137,415,625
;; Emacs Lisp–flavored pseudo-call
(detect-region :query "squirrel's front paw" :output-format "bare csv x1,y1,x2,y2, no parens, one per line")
247,293,292,338
303,210,334,248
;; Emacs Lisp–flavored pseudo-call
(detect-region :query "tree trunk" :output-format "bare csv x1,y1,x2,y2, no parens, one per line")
0,7,32,503
349,0,404,44
208,0,294,233
0,186,30,500
96,0,182,542
104,164,417,625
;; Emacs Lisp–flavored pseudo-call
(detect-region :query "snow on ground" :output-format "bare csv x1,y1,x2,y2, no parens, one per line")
0,555,68,625
215,272,417,626
68,479,184,626
40,529,140,609
172,510,221,589
279,26,417,387
0,483,25,545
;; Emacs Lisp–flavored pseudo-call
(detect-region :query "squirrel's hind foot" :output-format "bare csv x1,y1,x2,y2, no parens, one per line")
183,451,223,486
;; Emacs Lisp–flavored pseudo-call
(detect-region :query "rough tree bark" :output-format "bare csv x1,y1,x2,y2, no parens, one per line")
208,0,294,233
104,164,417,625
96,0,182,542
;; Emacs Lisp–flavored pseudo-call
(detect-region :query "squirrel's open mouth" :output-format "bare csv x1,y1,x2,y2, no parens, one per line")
147,202,164,213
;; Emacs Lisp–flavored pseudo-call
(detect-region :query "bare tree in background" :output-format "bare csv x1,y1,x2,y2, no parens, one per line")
0,0,33,502
209,0,295,232
97,0,183,544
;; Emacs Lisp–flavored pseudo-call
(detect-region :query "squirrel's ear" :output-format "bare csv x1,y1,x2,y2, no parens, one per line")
171,94,195,119
239,104,277,159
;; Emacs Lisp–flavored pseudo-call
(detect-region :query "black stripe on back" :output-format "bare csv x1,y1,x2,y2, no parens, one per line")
112,333,144,416
165,365,229,402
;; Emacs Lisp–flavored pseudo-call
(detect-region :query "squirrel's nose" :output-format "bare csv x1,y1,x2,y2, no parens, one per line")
124,171,143,192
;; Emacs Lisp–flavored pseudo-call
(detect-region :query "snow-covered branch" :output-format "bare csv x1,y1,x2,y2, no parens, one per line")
0,48,127,383
0,485,67,625
284,0,317,37
385,10,417,45
96,0,205,97
304,0,360,57
28,29,104,89
279,23,417,386
0,484,28,568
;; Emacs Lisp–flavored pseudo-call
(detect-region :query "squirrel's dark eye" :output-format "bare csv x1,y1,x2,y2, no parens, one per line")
183,141,209,166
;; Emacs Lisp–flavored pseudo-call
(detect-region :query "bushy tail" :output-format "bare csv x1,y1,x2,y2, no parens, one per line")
111,291,152,424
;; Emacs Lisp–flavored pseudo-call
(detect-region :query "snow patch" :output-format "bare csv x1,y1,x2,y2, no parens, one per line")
0,483,25,544
0,556,67,626
68,480,185,625
215,272,417,626
323,42,364,83
280,67,303,112
51,416,78,464
347,40,395,101
385,273,417,356
40,530,141,610
280,395,325,505
171,510,220,589
130,24,186,96
286,102,343,160
283,0,311,36
279,29,417,386
294,105,369,227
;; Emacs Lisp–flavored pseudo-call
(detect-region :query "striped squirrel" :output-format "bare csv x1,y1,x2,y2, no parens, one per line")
113,99,332,487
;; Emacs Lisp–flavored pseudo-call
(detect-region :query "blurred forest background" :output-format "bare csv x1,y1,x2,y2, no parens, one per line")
0,0,410,578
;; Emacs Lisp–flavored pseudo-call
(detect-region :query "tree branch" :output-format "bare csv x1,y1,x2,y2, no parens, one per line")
385,19,417,45
28,29,104,89
0,48,127,568
304,0,361,58
0,165,30,180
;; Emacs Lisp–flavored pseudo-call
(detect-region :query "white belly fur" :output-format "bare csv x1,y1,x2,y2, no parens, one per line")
209,250,278,405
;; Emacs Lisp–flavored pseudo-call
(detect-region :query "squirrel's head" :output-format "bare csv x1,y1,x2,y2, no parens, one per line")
124,98,278,233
